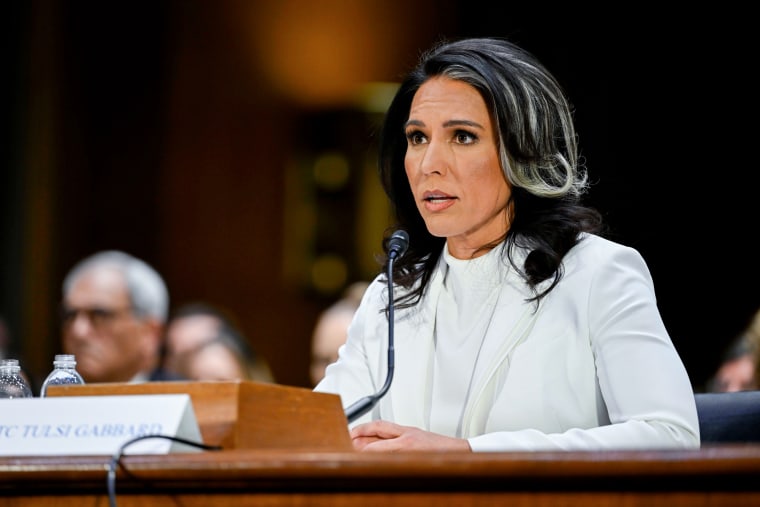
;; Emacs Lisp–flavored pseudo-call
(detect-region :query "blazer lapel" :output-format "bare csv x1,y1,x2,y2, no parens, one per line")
461,275,543,436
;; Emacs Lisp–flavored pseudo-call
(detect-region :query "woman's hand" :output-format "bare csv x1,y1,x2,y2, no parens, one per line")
350,420,472,452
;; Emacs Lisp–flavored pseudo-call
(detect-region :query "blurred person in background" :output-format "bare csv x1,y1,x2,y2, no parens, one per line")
706,336,757,393
162,302,274,383
60,250,178,383
706,309,759,392
310,281,369,386
178,334,257,382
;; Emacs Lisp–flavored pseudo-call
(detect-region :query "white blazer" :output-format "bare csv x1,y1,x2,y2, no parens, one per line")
315,234,700,451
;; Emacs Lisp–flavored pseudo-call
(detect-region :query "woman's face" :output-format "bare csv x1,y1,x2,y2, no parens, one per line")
404,76,511,259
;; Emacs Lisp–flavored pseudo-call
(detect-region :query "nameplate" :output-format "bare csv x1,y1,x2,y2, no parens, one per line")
0,394,204,456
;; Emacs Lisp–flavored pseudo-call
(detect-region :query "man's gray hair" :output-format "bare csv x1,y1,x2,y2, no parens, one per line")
62,250,169,323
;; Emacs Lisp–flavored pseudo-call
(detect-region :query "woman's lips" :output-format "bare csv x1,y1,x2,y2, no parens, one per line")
422,191,457,212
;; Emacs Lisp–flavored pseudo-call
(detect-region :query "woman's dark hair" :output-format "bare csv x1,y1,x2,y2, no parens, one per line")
377,37,604,309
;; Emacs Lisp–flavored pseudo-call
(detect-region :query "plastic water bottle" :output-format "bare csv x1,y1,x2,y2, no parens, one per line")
0,358,34,399
40,354,85,397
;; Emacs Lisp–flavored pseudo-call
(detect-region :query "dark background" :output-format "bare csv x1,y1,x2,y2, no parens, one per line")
2,2,757,391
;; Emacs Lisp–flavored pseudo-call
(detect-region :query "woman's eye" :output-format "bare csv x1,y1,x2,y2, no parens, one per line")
454,130,476,144
406,130,426,145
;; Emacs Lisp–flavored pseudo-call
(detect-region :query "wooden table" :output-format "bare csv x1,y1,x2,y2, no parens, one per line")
2,445,759,506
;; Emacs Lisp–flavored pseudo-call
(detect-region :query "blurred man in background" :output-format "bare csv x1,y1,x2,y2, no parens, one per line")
60,250,176,383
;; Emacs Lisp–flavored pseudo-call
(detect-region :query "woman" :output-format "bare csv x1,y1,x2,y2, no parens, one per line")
314,37,700,451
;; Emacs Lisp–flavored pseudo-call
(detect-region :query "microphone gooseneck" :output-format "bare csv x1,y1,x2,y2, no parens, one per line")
344,230,409,423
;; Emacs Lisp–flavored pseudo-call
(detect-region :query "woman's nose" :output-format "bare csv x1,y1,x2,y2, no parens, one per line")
419,140,449,176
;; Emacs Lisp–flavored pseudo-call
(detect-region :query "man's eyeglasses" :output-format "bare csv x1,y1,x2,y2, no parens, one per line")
60,306,134,328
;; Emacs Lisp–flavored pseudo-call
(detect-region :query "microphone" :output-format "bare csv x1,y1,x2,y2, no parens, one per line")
388,229,409,260
344,230,409,423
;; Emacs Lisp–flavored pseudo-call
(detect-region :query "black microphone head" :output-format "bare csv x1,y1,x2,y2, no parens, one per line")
388,230,409,260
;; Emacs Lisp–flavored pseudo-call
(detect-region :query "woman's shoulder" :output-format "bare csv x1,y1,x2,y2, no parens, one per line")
565,233,649,274
573,233,640,257
565,235,654,287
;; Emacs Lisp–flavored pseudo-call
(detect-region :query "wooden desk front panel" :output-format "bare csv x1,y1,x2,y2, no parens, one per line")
4,491,758,507
2,446,759,507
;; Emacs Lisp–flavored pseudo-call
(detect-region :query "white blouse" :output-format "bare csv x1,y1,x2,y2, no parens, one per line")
430,245,507,436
